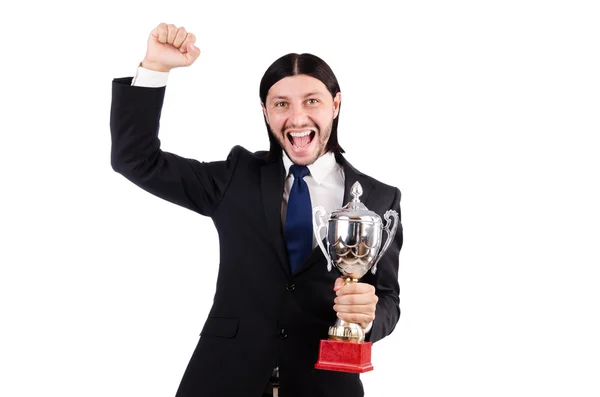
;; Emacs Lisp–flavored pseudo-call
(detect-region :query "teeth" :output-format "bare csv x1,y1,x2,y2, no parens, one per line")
289,130,312,137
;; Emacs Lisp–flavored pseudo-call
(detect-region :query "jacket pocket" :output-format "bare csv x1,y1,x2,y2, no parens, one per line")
200,316,239,338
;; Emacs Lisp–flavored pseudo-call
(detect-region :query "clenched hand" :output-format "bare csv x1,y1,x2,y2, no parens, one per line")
333,277,377,329
141,22,201,72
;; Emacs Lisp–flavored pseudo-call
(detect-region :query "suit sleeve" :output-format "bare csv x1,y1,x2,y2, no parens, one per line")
364,187,403,343
109,77,240,217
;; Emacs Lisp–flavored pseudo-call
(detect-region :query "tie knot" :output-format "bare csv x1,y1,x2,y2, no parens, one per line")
290,164,310,179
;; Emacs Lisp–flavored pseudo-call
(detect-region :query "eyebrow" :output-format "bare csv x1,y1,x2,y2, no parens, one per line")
270,92,327,102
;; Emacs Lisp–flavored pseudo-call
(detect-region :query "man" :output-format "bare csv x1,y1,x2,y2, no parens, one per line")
110,22,403,397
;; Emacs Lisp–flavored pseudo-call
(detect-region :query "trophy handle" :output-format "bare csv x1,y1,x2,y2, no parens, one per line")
371,210,399,274
312,206,333,271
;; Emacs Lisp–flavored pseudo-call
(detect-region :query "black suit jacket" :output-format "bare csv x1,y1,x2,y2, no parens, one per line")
109,77,403,397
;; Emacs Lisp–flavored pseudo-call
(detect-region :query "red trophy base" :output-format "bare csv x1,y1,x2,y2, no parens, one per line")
314,340,374,373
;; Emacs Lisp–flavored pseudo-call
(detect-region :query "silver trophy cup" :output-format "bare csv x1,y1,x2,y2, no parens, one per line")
313,182,399,343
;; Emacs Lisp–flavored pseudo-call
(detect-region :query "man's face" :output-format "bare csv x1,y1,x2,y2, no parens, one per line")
262,74,341,166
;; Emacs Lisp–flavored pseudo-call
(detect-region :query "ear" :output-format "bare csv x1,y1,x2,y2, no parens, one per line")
261,102,270,125
333,92,342,119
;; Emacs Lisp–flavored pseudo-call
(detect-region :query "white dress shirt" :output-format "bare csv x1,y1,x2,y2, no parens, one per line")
130,66,372,334
131,64,170,87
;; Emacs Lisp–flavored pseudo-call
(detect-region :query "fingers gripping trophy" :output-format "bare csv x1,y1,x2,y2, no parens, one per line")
312,182,399,373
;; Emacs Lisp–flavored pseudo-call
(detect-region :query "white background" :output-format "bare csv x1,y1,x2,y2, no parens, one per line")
1,0,599,396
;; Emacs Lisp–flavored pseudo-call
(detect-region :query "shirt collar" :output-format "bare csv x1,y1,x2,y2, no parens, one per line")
282,151,337,185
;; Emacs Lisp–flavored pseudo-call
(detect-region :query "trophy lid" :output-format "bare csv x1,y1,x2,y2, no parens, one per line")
329,182,382,223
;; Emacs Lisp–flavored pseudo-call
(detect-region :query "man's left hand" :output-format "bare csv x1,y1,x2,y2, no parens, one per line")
333,277,377,329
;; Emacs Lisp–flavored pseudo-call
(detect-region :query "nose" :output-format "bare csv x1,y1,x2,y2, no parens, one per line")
288,103,310,128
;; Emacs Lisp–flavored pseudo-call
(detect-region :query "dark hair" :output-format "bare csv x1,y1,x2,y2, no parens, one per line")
259,53,345,163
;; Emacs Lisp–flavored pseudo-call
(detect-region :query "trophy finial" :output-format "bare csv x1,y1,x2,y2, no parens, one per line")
351,182,363,202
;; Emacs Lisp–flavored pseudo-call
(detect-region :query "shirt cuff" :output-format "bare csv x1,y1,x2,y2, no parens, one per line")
131,64,169,87
363,321,373,334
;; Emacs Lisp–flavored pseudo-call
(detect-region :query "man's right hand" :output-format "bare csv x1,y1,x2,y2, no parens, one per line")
141,22,200,72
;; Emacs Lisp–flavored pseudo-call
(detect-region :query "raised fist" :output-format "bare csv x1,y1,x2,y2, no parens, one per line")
141,23,200,72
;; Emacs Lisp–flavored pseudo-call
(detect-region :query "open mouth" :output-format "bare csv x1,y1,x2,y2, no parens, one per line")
286,130,316,150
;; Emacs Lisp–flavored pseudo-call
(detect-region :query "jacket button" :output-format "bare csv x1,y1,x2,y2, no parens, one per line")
279,328,288,339
285,283,295,291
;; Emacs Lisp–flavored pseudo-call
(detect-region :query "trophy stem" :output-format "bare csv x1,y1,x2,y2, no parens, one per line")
328,318,366,343
328,277,365,343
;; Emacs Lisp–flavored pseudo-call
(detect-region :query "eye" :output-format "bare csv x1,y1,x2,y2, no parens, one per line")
275,101,288,108
306,99,319,105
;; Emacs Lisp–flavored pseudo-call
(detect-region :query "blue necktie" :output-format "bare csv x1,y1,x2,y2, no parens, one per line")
285,165,313,274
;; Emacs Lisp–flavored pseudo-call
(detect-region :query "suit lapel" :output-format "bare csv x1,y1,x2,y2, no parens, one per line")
260,157,291,277
294,153,372,276
339,153,371,206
